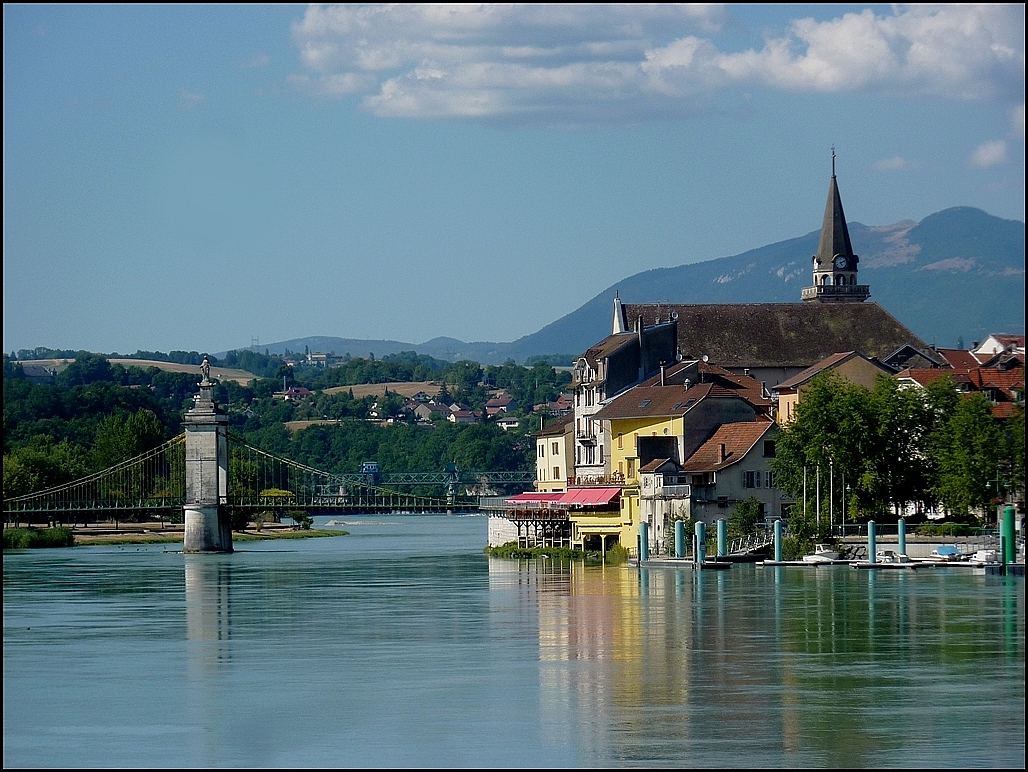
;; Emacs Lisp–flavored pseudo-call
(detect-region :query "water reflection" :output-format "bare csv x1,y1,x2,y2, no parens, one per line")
490,558,1025,766
184,556,232,665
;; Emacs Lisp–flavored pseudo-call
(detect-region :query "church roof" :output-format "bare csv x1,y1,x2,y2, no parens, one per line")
815,173,857,266
622,302,929,369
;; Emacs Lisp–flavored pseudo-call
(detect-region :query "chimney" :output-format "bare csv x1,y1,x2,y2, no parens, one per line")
660,363,666,386
719,443,727,462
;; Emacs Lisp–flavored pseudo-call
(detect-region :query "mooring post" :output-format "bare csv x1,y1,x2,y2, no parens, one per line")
867,520,876,564
639,521,649,563
773,519,783,563
717,519,727,558
695,521,706,566
183,362,232,553
898,518,907,559
675,519,685,559
1002,505,1015,568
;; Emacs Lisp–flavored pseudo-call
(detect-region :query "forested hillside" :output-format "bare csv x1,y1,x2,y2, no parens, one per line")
3,350,570,501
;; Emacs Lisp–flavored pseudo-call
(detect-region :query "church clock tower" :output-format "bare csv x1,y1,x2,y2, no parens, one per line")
802,151,870,303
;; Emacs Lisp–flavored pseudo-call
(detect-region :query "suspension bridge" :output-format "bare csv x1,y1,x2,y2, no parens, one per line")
2,432,533,525
5,368,532,551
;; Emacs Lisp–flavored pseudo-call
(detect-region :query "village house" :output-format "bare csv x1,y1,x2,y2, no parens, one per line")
591,362,775,554
534,413,575,493
775,351,895,423
485,393,518,416
896,365,1025,419
570,298,678,481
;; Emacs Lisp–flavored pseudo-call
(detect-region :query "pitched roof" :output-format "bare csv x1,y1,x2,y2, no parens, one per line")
935,348,981,369
680,421,775,472
593,382,716,421
575,332,636,371
775,351,894,391
622,302,929,369
815,173,857,267
535,412,573,438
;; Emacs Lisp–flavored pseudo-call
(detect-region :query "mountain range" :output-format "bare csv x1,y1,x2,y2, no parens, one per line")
229,206,1024,365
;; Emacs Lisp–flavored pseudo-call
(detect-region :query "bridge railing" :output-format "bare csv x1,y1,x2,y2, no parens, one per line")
4,434,187,517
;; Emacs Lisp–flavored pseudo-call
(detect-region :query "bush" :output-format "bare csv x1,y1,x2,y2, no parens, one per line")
3,527,75,549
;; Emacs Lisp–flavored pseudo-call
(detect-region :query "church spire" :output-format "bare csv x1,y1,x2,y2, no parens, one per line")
802,152,869,303
815,151,856,267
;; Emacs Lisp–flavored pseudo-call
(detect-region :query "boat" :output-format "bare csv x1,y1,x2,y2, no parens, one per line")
929,545,964,561
970,549,999,564
802,544,841,563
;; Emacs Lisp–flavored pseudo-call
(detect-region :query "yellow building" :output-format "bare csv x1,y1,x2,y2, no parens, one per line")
534,413,575,493
593,361,771,556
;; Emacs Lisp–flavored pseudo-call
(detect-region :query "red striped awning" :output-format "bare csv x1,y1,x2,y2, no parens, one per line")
558,487,621,507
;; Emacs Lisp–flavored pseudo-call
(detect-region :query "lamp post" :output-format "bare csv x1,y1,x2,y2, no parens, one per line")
829,459,834,534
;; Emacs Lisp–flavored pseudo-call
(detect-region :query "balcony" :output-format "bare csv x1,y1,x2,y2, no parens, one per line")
575,432,597,446
801,284,871,302
655,484,692,499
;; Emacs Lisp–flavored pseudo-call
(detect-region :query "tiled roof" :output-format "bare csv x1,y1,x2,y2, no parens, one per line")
639,458,679,473
775,352,857,390
935,348,981,369
680,422,774,472
535,412,573,438
622,302,928,368
576,332,636,370
593,382,716,421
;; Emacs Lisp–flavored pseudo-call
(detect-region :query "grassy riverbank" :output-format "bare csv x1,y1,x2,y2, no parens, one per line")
486,542,629,565
3,525,348,548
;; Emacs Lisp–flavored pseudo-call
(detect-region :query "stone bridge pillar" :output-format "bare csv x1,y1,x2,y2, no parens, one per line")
183,365,232,553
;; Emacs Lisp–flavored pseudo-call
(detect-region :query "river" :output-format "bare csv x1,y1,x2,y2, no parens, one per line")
3,515,1024,767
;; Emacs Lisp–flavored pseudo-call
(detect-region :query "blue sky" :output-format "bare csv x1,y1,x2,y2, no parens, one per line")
4,4,1024,356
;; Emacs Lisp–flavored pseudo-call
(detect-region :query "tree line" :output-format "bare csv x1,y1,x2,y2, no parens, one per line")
771,371,1024,537
3,351,562,500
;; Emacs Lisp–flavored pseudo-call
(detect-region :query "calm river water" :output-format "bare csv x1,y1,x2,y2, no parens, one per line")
3,515,1024,768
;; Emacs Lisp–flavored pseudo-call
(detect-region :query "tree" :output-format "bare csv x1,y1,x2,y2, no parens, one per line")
729,496,763,539
929,393,1002,520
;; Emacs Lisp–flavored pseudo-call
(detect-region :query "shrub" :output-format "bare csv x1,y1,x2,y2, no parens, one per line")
3,527,75,549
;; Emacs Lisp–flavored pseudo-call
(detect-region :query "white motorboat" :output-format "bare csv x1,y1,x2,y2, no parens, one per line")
802,544,841,563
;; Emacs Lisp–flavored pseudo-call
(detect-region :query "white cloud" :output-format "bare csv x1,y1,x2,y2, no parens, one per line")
290,4,1025,123
239,53,272,69
1012,103,1025,140
969,140,1009,168
871,156,922,172
178,89,205,109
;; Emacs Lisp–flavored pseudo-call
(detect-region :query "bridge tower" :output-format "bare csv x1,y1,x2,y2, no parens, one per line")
183,359,232,553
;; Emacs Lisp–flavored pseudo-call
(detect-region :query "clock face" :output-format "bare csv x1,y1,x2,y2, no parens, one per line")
834,256,848,269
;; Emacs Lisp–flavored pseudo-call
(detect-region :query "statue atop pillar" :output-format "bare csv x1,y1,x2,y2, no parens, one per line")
183,373,232,553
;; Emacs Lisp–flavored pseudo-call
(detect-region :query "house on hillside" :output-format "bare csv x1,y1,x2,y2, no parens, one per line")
485,394,517,416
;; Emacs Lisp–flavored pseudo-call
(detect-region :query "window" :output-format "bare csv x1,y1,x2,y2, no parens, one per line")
552,442,559,455
763,440,776,457
617,433,623,449
764,471,774,489
627,459,635,478
744,471,761,488
538,444,545,458
554,467,560,481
